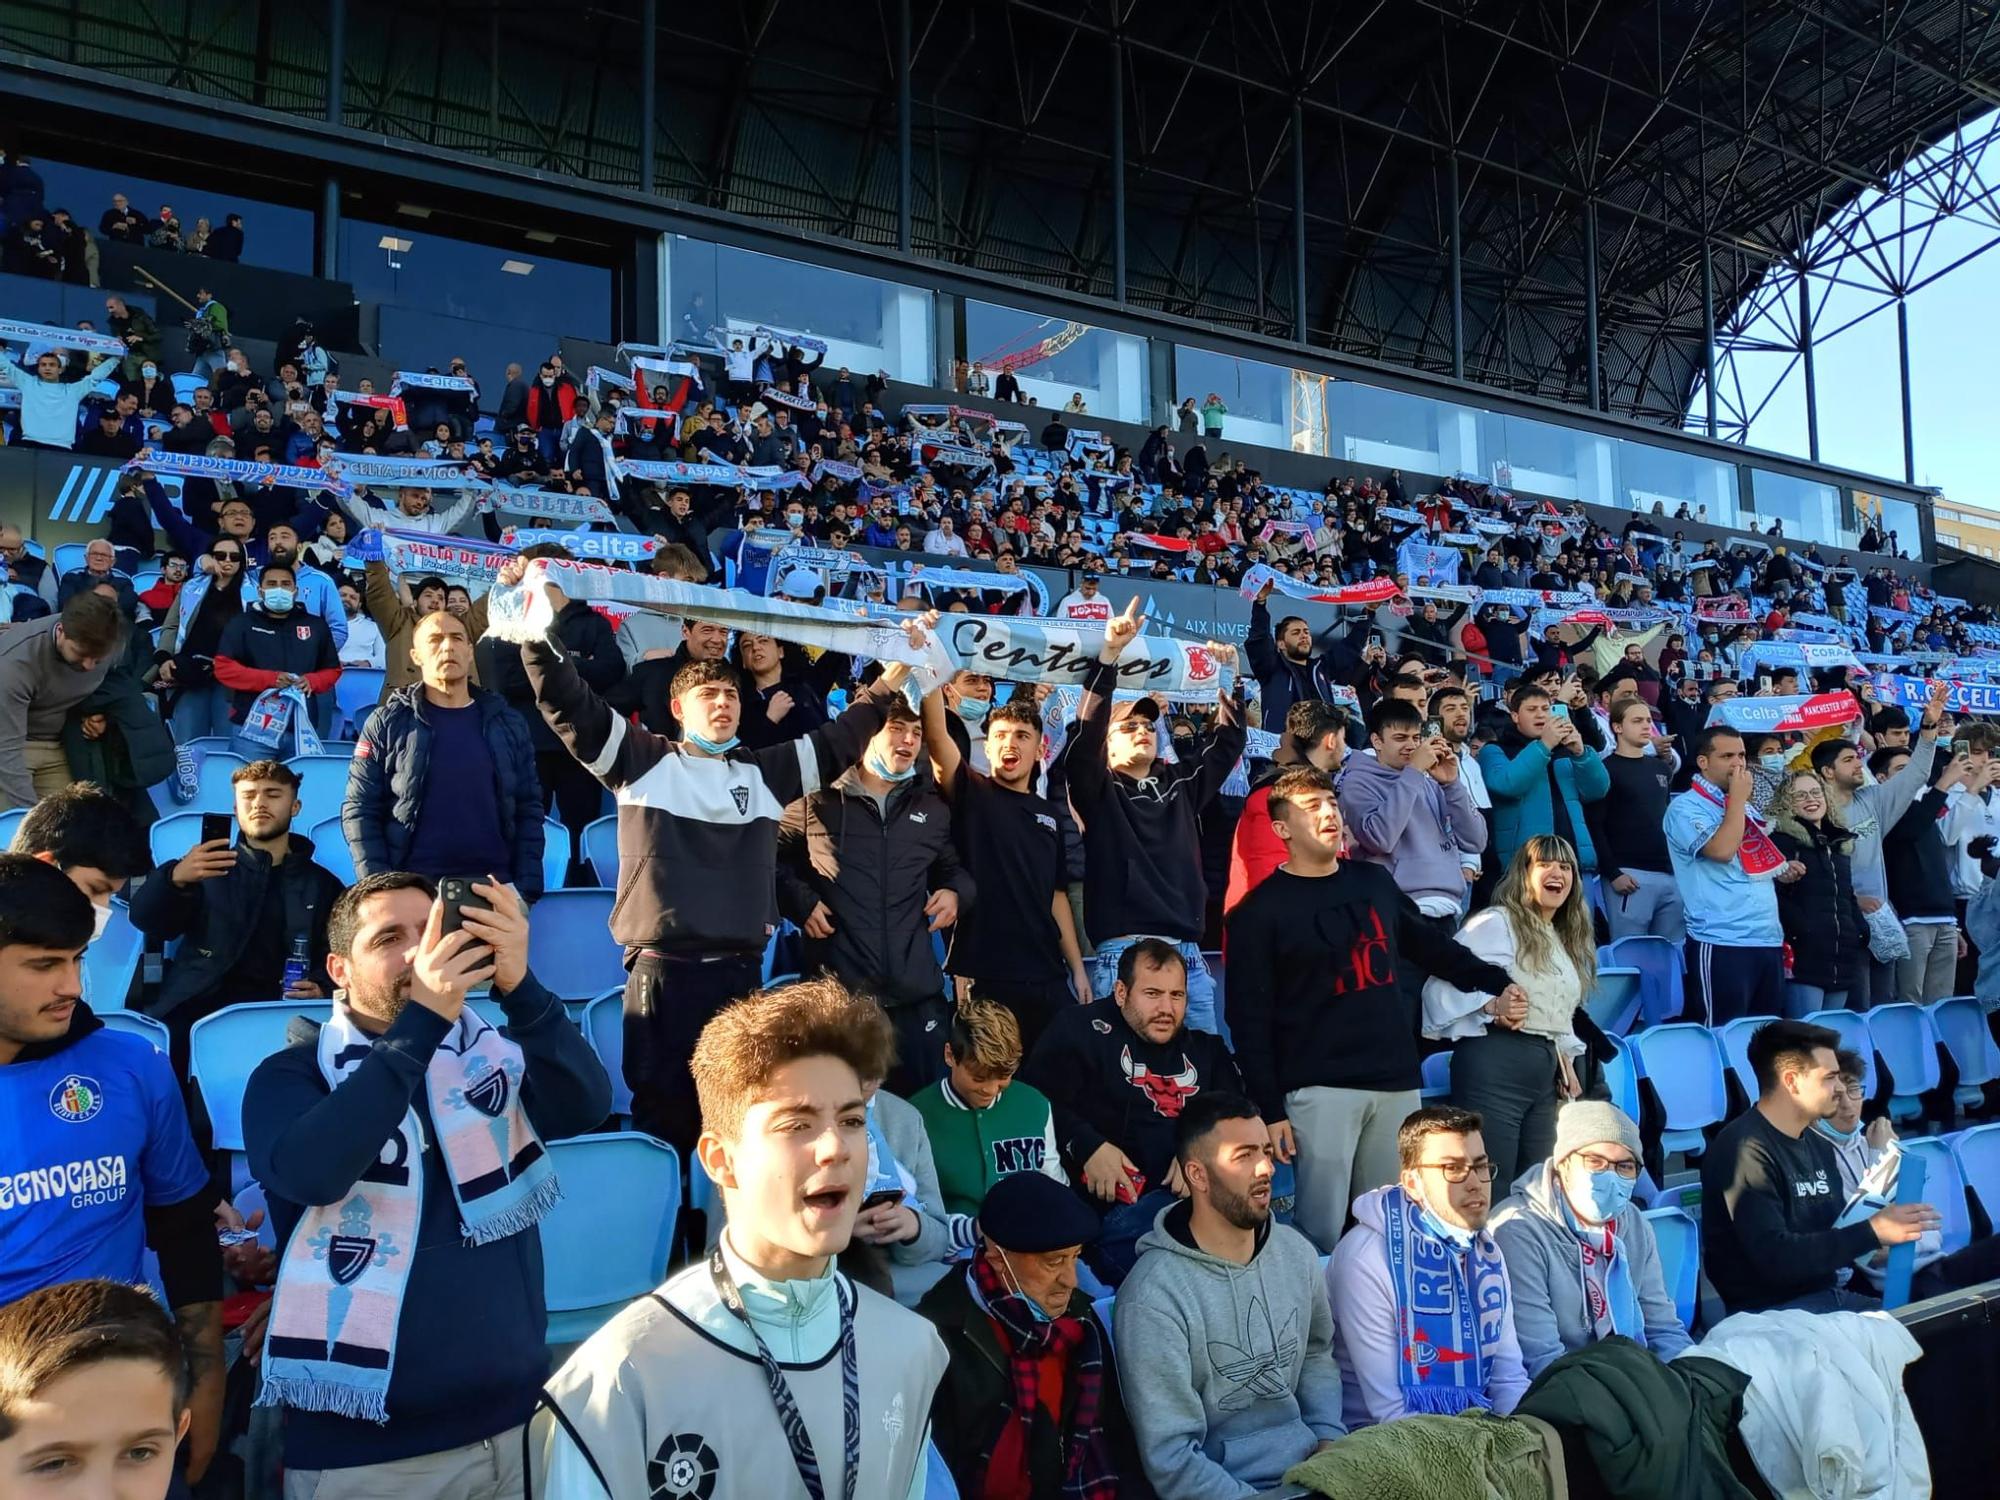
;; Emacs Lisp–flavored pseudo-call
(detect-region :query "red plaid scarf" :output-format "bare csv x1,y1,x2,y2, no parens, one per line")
969,1254,1120,1499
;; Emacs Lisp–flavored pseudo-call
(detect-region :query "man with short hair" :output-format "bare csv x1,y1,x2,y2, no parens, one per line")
1229,769,1519,1254
363,559,492,697
0,346,113,448
246,871,610,1496
0,593,124,810
1325,1105,1530,1426
1024,939,1242,1284
1665,725,1796,1025
10,779,151,930
920,1170,1145,1498
129,759,343,1054
212,560,340,758
263,519,348,649
1477,679,1610,873
1598,695,1685,942
1700,1019,1938,1314
1224,696,1348,912
0,854,226,1483
534,978,948,1499
345,607,546,899
1338,696,1487,917
1053,568,1112,622
1245,578,1326,722
1116,1091,1345,1494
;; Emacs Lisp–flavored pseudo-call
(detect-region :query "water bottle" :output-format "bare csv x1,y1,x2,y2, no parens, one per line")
827,686,849,715
281,933,310,994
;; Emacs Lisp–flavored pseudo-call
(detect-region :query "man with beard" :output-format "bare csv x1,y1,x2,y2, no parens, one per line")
1115,1092,1345,1496
1224,698,1349,913
262,520,348,651
1244,578,1327,721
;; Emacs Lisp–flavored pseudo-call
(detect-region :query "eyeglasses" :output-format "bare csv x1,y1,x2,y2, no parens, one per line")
1572,1151,1642,1179
1417,1159,1497,1184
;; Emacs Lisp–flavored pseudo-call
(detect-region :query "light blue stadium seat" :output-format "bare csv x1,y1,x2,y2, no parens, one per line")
1630,1024,1728,1156
543,818,572,892
333,668,385,737
189,1000,335,1152
100,1009,170,1052
1930,998,2000,1107
580,814,618,887
583,988,632,1118
181,752,249,815
284,754,354,826
1585,965,1643,1034
52,542,89,577
541,1133,680,1345
1605,935,1685,1027
1716,1014,1779,1104
1092,1293,1115,1335
1899,1137,1972,1254
171,372,204,404
1948,1123,2000,1231
149,810,216,869
83,900,145,1013
527,890,623,1001
1643,1204,1700,1330
1421,1051,1452,1100
307,816,356,886
1867,1003,1942,1120
1804,1009,1877,1097
1603,1034,1642,1124
0,807,26,850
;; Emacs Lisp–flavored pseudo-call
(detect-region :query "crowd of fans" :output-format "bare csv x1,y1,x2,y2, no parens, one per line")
1,153,245,286
0,175,1996,1500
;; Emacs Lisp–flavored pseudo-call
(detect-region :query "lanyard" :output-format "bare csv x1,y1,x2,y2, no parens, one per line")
708,1249,859,1500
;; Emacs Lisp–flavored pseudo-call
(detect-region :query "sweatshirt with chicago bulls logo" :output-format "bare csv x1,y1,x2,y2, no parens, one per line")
1023,998,1242,1189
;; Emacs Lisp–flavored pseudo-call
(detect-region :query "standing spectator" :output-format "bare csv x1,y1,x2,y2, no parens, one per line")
908,998,1064,1229
104,293,160,379
1880,742,1967,1003
495,361,528,429
1944,722,2000,993
206,210,245,261
0,345,115,448
1477,681,1610,874
1337,697,1488,940
1244,579,1327,722
777,696,973,1094
1066,600,1243,1031
155,536,249,741
99,190,148,242
1199,393,1228,437
1223,698,1348,913
345,608,546,899
342,483,479,540
0,854,226,1484
129,758,342,1052
1229,769,1516,1253
1053,569,1112,622
1769,771,1868,1015
186,288,230,381
1597,696,1685,943
246,872,609,1494
1325,1105,1530,1427
362,560,491,696
731,631,826,751
565,405,620,501
1115,1092,1346,1494
147,205,184,251
210,560,339,758
1665,726,1792,1025
523,360,578,468
264,520,348,650
0,595,123,811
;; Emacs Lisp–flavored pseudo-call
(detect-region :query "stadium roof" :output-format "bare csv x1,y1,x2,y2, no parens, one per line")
8,0,2000,429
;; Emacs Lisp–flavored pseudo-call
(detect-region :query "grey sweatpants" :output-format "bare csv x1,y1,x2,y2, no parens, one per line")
1898,922,1958,1005
1604,867,1686,944
1285,1085,1420,1254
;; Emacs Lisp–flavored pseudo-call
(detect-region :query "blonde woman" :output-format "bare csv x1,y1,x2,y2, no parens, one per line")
1770,770,1867,1016
1425,835,1597,1192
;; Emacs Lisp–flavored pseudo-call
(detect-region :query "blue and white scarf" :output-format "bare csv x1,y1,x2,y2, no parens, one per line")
1381,1185,1510,1415
258,1005,559,1422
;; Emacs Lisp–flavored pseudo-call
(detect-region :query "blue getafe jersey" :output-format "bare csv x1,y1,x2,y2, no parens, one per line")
0,1027,210,1304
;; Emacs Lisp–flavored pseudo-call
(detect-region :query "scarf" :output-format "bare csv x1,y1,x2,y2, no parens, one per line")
1554,1180,1644,1345
257,1005,559,1422
967,1256,1118,1499
1688,775,1787,876
1380,1185,1511,1415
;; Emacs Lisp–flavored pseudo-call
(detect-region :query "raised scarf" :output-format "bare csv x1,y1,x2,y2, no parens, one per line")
257,1005,559,1422
1381,1185,1511,1415
1689,774,1787,876
968,1255,1119,1499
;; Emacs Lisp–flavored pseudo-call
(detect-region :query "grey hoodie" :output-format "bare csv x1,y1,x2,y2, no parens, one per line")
1336,747,1487,906
1834,736,1938,903
1113,1200,1344,1499
1487,1160,1692,1377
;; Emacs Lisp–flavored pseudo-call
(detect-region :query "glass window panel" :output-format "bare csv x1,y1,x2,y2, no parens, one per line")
671,239,935,385
964,301,1148,423
1618,441,1743,528
1171,346,1298,450
1329,380,1486,479
1497,416,1616,506
343,220,610,343
1750,469,1842,541
1871,496,1922,558
33,157,314,272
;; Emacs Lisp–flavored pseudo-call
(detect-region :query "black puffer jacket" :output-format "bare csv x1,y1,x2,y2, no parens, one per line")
775,773,974,1006
1774,821,1867,991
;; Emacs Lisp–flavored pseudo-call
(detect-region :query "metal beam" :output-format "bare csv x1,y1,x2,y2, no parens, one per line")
1448,151,1464,380
1583,198,1600,411
1701,238,1717,439
325,0,344,127
897,0,913,254
1110,25,1126,302
1799,257,1818,461
1898,294,1915,485
640,0,657,194
1292,98,1307,343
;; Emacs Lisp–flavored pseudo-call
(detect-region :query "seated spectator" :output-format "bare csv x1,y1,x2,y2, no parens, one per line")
0,1279,192,1500
777,694,972,1093
846,1069,958,1306
909,998,1064,1236
1024,939,1242,1285
1700,1019,1937,1314
211,560,339,758
128,758,342,1054
245,871,610,1490
0,855,225,1481
1489,1101,1692,1375
534,978,946,1498
344,607,546,900
0,346,115,449
1116,1092,1345,1495
0,594,124,812
55,540,136,615
1325,1105,1529,1427
921,1170,1145,1498
1477,680,1608,873
76,402,142,459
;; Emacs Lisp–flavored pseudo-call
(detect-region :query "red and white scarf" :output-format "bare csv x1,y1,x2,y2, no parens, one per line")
1689,775,1787,877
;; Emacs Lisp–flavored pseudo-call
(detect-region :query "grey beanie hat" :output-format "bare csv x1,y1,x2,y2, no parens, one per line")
1552,1100,1643,1163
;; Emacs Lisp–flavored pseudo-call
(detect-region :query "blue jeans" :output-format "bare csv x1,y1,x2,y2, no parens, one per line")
170,682,232,742
1085,1187,1177,1287
1786,982,1850,1019
536,427,564,467
1090,936,1216,1034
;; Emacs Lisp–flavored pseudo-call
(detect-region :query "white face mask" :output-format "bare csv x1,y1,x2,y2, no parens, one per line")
92,900,113,942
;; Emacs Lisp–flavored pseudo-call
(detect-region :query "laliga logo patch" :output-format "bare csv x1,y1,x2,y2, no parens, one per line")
649,1433,721,1498
1186,644,1217,682
50,1073,103,1124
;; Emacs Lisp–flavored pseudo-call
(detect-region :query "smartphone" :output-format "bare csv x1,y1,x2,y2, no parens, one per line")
1758,675,1772,693
438,877,491,943
1550,703,1571,720
199,812,232,847
1368,634,1384,650
1423,718,1443,740
1116,1164,1148,1205
859,1187,905,1213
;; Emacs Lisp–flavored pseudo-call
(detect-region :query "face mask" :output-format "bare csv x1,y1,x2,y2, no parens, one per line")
953,697,989,726
261,587,295,613
994,1247,1052,1323
865,747,917,783
1410,1184,1476,1249
1567,1163,1637,1223
684,730,739,755
141,364,157,379
92,900,113,942
786,513,804,528
1814,1118,1861,1145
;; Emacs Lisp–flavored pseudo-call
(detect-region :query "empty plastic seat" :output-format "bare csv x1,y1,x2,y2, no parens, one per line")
184,752,249,815
1928,998,2000,1107
0,807,25,850
1866,1004,1943,1120
189,1000,335,1152
1716,1014,1780,1104
307,816,356,886
1630,1024,1729,1156
580,814,619,887
284,755,355,824
149,811,214,870
1642,1204,1699,1330
333,668,385,737
51,542,88,577
1899,1137,1972,1255
1804,1009,1877,1097
526,890,622,1001
583,988,632,1118
543,818,572,892
541,1133,680,1345
1421,1051,1452,1100
1603,1034,1642,1124
99,1009,169,1053
1585,966,1643,1034
1606,935,1686,1027
1948,1122,2000,1231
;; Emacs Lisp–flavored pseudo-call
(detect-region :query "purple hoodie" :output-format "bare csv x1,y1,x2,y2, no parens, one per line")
1336,750,1488,907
